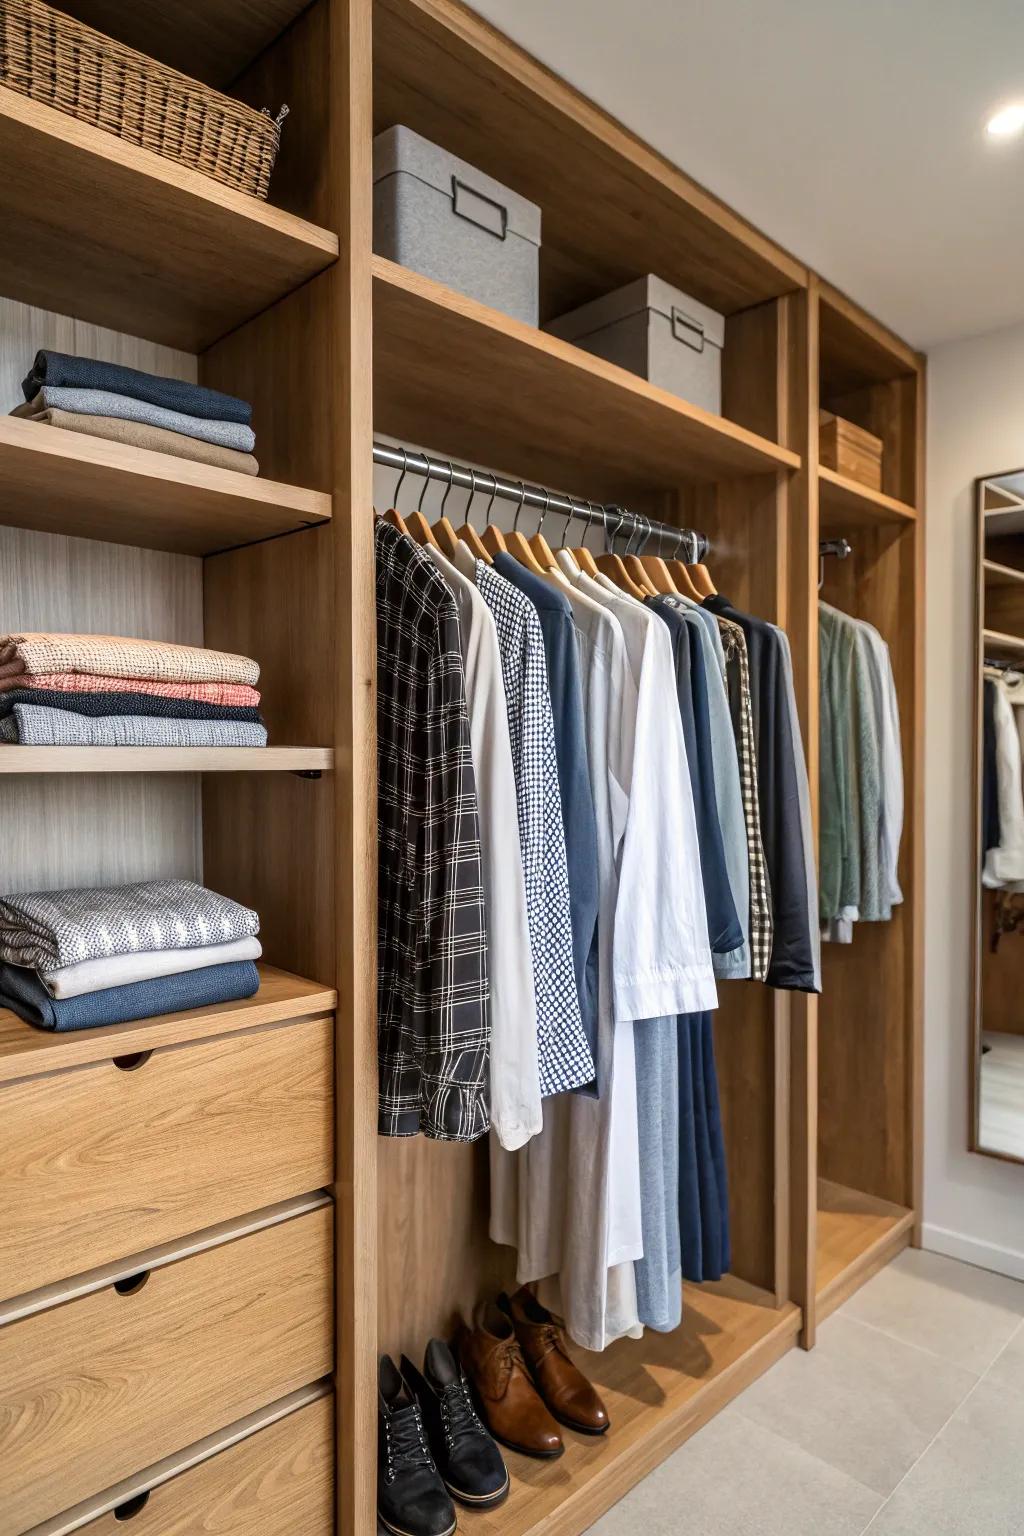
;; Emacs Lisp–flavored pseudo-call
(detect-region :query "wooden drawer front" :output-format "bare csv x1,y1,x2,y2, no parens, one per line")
0,1204,333,1533
73,1396,334,1536
0,1014,332,1301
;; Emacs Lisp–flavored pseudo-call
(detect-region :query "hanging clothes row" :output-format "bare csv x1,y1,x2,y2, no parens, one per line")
818,588,904,943
374,447,820,1355
982,659,1024,887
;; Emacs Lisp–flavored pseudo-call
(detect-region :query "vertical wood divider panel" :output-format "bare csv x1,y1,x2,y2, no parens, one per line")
781,282,820,1348
909,368,926,1240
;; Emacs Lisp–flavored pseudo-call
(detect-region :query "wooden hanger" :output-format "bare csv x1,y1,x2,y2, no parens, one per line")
381,449,413,537
529,490,559,572
505,483,547,575
620,514,658,597
665,529,707,600
430,460,462,557
595,508,648,601
568,499,601,577
687,546,718,598
479,476,508,556
455,470,492,563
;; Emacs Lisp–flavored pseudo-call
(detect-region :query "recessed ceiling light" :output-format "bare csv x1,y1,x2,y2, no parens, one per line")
987,102,1024,138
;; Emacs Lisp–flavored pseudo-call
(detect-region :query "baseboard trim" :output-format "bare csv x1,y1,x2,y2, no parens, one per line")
922,1223,1024,1283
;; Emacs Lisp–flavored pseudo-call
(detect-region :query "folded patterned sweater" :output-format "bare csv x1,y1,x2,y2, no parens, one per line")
0,704,268,747
0,672,261,707
0,633,260,687
0,879,260,970
0,688,263,724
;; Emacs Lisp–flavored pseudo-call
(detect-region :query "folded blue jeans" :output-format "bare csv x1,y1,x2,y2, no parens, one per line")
0,959,260,1031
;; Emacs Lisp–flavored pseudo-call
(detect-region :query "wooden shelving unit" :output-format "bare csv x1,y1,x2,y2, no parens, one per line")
983,627,1024,655
0,84,338,349
984,558,1024,589
819,465,916,530
0,416,331,555
0,0,925,1531
374,258,799,498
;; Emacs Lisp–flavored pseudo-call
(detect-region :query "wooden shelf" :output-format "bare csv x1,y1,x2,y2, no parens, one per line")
819,466,917,529
0,85,338,351
479,1279,799,1535
58,0,314,87
984,559,1024,590
0,746,333,774
816,1180,914,1323
0,964,337,1086
375,0,806,320
819,283,920,395
983,628,1024,656
374,258,800,501
0,416,331,556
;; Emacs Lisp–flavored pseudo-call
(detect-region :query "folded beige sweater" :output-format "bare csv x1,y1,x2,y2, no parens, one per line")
0,633,260,687
12,403,259,476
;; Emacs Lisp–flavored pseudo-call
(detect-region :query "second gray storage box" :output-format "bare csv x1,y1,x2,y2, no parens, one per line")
373,125,541,325
546,275,725,414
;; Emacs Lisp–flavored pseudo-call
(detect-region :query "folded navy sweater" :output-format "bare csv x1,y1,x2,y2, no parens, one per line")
21,351,252,426
0,688,263,725
0,959,260,1031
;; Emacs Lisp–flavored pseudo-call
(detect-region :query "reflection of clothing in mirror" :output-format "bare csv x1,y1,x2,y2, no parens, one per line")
983,669,1024,888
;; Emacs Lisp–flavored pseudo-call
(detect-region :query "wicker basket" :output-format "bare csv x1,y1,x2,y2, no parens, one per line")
0,0,287,199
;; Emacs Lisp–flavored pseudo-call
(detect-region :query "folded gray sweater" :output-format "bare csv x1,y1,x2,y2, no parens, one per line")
0,879,260,970
0,703,267,747
14,388,256,452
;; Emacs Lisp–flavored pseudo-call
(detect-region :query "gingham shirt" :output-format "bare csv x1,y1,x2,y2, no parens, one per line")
472,559,595,1097
716,615,773,982
375,522,490,1141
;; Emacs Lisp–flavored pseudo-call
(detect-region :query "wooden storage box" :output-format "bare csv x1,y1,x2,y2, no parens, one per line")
0,1197,333,1532
819,410,883,490
0,1009,333,1300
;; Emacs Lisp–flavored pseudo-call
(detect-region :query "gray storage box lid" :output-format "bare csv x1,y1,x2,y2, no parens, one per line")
373,125,541,247
547,274,725,351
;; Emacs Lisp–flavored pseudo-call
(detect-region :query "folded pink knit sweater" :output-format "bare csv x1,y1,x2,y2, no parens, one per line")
0,633,259,687
0,671,261,707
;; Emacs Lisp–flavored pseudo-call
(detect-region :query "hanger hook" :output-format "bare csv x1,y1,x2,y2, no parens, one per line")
513,482,527,533
606,506,623,555
394,447,408,507
465,468,478,526
537,487,551,538
560,497,576,546
485,474,498,521
440,460,456,516
639,515,653,556
417,455,432,513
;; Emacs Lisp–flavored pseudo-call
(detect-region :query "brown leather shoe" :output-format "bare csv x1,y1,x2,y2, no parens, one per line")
501,1289,610,1436
459,1300,563,1459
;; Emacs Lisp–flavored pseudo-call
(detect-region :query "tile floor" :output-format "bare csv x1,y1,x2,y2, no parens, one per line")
587,1247,1024,1536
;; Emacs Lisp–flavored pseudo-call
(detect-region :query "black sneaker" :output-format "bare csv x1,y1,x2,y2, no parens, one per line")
402,1340,510,1510
378,1355,457,1536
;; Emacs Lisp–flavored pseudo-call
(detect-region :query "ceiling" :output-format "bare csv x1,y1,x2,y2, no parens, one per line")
468,0,1024,350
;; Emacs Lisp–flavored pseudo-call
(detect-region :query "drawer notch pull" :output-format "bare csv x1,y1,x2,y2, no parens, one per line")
113,1050,153,1072
114,1490,151,1521
113,1270,150,1297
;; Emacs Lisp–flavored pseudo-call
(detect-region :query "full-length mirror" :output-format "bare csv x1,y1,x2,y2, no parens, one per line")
973,470,1024,1161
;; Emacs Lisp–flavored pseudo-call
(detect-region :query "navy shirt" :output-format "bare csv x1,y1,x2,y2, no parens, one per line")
493,553,600,1083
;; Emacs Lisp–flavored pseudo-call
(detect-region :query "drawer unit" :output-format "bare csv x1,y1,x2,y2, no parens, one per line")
0,1199,333,1533
0,1012,333,1301
27,1387,333,1536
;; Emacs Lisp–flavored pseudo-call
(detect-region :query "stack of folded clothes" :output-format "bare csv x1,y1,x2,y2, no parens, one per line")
12,350,258,476
0,879,261,1032
0,632,267,748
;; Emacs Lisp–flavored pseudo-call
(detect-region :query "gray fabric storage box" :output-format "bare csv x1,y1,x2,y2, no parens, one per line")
373,125,541,325
546,275,725,414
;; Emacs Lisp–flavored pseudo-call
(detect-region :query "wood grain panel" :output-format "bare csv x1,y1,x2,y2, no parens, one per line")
819,283,919,395
0,965,335,1086
373,0,806,320
0,1205,333,1533
58,0,315,88
823,377,919,507
816,1179,912,1321
0,85,337,351
0,1013,333,1300
374,260,799,506
0,747,332,774
77,1395,334,1536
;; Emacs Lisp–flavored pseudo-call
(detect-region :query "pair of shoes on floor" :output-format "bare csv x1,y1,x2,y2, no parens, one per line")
378,1339,509,1536
460,1287,610,1460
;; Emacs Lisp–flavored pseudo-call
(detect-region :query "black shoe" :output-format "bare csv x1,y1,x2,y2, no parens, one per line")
402,1340,510,1511
378,1355,457,1536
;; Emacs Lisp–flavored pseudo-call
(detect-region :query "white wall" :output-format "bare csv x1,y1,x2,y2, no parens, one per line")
924,319,1024,1278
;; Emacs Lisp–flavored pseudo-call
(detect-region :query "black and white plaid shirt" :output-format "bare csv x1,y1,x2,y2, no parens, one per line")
717,616,773,982
375,522,490,1141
